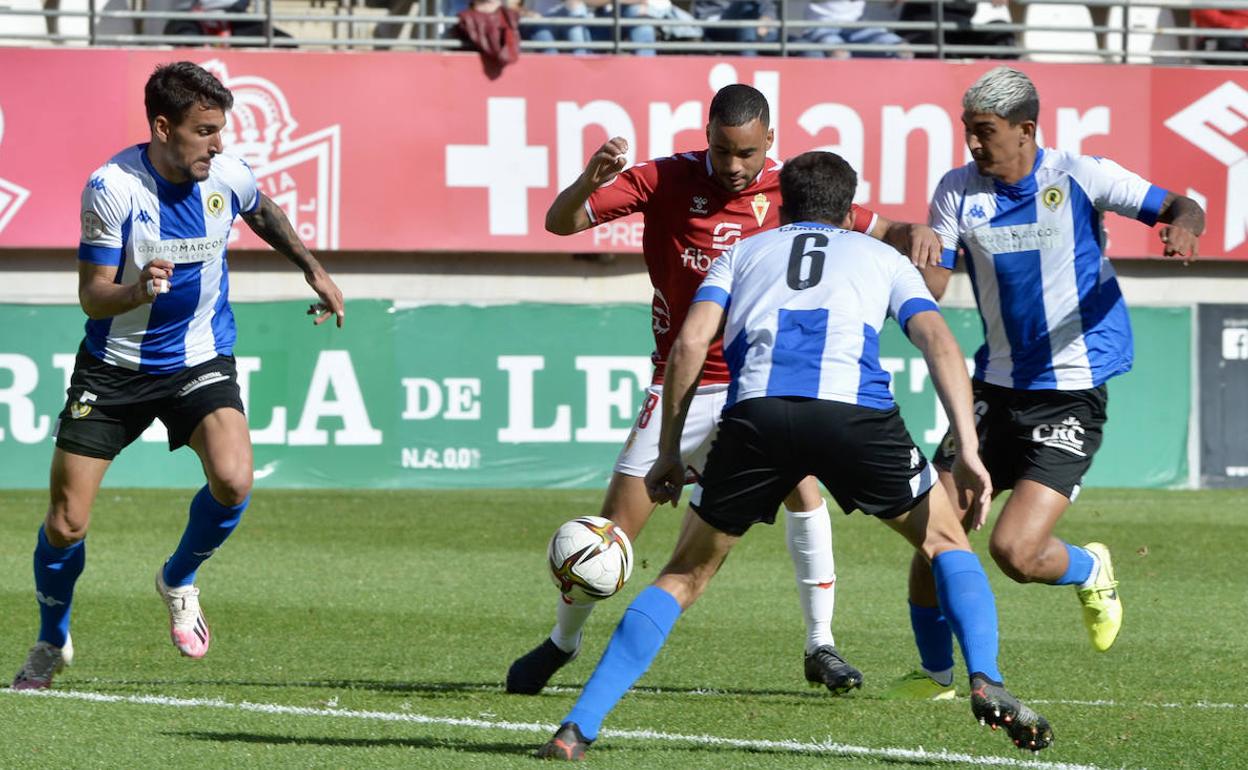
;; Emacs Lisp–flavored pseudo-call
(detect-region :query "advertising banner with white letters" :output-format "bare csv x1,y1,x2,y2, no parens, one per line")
0,301,1190,490
0,50,1246,259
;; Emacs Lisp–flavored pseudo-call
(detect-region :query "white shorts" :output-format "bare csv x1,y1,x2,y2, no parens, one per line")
613,383,729,480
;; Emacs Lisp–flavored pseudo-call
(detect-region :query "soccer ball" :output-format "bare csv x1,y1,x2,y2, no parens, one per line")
547,516,634,602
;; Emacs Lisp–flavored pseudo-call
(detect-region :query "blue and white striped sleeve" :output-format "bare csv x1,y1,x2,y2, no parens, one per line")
1074,155,1168,226
218,154,260,215
929,170,964,270
693,246,734,308
77,168,128,266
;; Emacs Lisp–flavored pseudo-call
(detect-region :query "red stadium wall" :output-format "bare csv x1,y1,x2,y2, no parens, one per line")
0,49,1245,260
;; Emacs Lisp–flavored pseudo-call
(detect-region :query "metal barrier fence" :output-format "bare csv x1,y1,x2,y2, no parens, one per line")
1,0,1246,62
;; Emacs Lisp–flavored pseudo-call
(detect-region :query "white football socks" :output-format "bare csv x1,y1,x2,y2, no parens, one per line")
550,595,594,653
785,501,837,653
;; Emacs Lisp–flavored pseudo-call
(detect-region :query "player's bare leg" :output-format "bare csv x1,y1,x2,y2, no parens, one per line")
157,408,254,659
885,492,1052,751
508,472,659,694
14,449,110,689
784,476,860,693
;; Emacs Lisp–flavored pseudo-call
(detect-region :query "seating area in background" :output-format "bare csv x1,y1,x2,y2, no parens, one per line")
0,0,1244,63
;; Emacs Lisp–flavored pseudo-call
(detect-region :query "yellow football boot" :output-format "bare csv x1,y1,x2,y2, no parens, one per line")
1076,542,1123,652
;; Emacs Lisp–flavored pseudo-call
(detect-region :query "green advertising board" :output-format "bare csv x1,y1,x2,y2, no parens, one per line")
0,301,1189,490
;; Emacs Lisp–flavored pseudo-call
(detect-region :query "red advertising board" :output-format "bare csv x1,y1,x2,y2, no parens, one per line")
0,49,1244,259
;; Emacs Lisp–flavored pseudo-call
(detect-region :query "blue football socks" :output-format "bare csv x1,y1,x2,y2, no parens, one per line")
909,601,955,675
34,527,86,649
932,549,1003,683
1054,541,1096,586
162,485,249,588
565,585,683,740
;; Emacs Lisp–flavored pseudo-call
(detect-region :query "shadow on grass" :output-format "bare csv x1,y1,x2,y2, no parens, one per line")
168,730,540,756
89,677,844,701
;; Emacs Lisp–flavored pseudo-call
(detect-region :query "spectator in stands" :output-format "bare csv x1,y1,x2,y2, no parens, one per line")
526,0,596,53
163,0,292,44
591,0,659,55
692,0,778,55
452,0,522,75
792,0,910,57
1193,7,1248,61
899,0,1016,57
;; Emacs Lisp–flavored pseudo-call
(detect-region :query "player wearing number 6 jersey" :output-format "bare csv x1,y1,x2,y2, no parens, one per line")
12,62,345,691
883,67,1206,701
508,84,943,697
537,150,1052,760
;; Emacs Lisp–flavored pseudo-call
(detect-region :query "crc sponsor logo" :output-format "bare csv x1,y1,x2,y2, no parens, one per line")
1031,415,1087,457
201,60,341,249
1164,82,1248,254
0,105,31,236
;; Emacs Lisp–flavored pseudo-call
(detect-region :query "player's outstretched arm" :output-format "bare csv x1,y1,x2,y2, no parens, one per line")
78,259,173,319
242,194,345,328
1155,193,1205,262
872,214,944,269
545,137,629,235
645,300,722,508
906,311,993,527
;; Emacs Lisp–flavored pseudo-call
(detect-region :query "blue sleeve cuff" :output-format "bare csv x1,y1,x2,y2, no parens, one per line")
1137,185,1168,227
897,297,940,334
693,285,730,308
938,247,957,270
78,243,123,265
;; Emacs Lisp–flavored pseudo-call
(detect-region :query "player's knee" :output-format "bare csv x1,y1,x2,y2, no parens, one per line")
43,505,88,546
988,539,1039,583
209,464,253,507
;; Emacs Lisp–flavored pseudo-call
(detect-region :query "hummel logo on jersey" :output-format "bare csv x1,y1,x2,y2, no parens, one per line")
137,210,153,224
909,447,920,469
690,195,709,215
36,590,66,608
1031,416,1087,457
968,204,986,220
87,176,106,192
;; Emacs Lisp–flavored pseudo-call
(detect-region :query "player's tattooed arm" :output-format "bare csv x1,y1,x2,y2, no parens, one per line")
242,194,345,327
546,137,629,235
1155,193,1205,262
872,214,944,269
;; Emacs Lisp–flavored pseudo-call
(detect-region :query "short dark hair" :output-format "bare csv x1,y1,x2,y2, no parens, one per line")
708,84,769,128
779,152,857,225
145,62,233,125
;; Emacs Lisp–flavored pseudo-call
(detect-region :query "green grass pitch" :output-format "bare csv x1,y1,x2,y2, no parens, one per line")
1,487,1245,769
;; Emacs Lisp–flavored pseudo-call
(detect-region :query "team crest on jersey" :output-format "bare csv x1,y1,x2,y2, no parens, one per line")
0,104,32,237
1041,186,1064,212
205,192,226,217
200,60,341,249
751,193,770,227
69,400,92,419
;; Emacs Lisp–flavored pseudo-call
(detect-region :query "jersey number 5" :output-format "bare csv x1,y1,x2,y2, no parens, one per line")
787,233,828,291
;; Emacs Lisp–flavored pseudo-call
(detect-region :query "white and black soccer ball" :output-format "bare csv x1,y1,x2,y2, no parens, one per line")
547,516,634,602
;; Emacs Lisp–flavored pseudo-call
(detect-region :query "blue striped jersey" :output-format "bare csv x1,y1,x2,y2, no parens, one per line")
77,144,259,374
932,148,1168,391
694,222,939,410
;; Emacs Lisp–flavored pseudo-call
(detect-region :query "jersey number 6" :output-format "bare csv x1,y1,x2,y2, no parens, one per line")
786,233,828,291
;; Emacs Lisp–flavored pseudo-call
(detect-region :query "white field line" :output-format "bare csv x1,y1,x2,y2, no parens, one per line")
1,688,1127,770
539,684,1248,711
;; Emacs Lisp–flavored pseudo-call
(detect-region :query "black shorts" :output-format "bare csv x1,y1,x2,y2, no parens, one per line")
691,397,937,537
931,380,1107,500
53,345,245,460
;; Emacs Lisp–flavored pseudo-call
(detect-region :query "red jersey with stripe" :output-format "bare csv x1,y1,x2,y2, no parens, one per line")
586,150,879,384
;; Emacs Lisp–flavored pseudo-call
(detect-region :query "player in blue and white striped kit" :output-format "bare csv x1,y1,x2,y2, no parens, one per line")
536,151,1053,759
12,62,345,690
885,66,1206,701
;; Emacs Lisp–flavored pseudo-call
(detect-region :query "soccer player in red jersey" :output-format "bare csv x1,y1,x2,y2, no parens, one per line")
507,84,941,696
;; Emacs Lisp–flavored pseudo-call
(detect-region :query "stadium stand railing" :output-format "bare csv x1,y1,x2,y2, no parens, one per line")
0,0,1245,62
